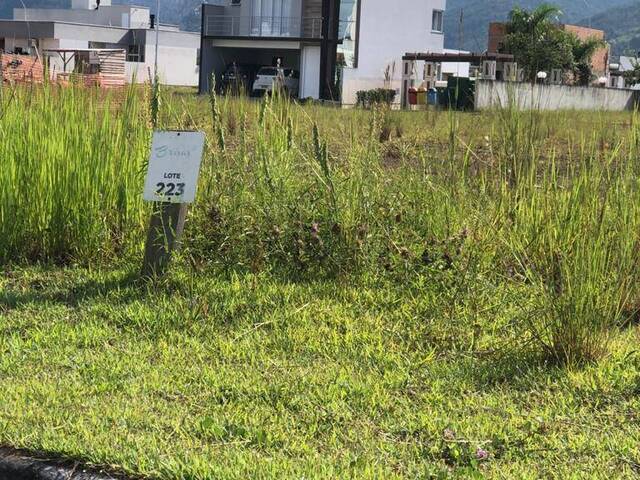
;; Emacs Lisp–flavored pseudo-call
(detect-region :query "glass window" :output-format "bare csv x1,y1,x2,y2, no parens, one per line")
432,10,443,33
127,45,145,63
338,0,359,68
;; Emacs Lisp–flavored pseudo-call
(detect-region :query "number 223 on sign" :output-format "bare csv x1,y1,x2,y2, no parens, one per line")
143,131,205,204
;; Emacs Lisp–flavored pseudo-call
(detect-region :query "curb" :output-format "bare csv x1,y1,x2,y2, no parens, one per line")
0,447,130,480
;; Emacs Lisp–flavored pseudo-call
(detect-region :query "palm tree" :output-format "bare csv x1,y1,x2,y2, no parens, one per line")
507,4,563,38
504,4,571,82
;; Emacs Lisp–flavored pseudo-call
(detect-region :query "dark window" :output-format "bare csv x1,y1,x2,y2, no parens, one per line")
127,45,145,63
432,10,443,33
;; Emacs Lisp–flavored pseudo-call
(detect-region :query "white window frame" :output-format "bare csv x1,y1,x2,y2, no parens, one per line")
431,9,444,34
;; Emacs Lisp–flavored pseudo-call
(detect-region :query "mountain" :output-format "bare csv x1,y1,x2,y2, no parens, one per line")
584,1,640,56
443,0,630,52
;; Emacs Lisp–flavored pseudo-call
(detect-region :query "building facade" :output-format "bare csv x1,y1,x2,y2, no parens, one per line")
339,0,446,104
0,0,200,86
199,0,340,99
199,0,447,103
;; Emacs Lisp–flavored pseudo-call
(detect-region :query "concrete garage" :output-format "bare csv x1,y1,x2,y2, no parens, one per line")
200,39,321,98
206,43,300,90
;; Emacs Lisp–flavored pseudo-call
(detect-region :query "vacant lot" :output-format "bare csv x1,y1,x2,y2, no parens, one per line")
1,85,639,478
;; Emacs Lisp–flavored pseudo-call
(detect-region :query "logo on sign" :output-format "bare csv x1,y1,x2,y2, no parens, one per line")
155,145,192,159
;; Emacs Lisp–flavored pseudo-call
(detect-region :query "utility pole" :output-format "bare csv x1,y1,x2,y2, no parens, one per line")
458,8,464,52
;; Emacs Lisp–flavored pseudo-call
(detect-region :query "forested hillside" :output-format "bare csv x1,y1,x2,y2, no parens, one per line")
585,1,640,55
443,0,630,51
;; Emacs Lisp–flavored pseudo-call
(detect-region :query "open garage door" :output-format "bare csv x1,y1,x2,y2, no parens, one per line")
206,46,300,95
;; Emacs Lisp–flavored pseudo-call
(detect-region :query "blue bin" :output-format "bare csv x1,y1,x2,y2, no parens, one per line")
427,88,438,106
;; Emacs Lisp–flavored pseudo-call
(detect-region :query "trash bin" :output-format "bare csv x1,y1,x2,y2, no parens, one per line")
416,87,427,105
408,87,418,105
427,88,438,105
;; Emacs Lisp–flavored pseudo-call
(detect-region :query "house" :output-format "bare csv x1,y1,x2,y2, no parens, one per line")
610,55,640,89
199,0,340,100
0,0,200,86
198,0,447,104
488,21,610,83
338,0,446,104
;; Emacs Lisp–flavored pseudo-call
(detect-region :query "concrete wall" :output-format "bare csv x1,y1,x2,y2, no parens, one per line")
124,30,199,86
475,80,639,111
127,44,199,86
341,0,446,105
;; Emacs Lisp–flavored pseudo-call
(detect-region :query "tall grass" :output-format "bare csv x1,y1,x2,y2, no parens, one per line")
0,83,150,262
1,82,639,364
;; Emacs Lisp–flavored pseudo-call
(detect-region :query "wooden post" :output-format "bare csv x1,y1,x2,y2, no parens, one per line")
141,202,188,278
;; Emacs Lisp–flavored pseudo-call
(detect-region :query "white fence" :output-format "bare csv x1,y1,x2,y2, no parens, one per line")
475,80,639,111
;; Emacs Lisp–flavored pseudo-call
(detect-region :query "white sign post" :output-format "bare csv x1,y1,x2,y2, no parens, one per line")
141,131,205,278
143,131,205,204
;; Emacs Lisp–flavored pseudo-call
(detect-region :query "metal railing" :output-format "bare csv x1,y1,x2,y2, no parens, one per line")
205,15,324,39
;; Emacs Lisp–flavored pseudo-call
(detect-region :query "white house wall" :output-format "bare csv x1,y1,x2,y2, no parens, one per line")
341,0,446,105
126,44,199,86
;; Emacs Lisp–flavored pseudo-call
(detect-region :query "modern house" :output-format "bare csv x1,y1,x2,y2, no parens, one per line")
199,0,447,104
0,0,200,86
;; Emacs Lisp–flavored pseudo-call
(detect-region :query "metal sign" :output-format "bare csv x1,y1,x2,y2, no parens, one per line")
143,131,205,204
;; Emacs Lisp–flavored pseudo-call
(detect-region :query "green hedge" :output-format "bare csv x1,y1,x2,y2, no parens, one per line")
355,88,396,108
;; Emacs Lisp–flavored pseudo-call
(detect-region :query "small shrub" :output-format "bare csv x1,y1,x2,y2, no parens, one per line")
356,88,396,108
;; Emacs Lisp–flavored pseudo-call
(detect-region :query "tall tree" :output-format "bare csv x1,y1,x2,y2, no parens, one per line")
503,4,573,82
568,35,606,86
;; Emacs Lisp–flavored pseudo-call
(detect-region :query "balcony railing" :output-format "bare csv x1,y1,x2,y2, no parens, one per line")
204,15,324,39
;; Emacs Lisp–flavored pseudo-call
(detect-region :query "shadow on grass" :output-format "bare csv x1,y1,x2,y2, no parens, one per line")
0,271,147,311
442,348,563,392
0,445,144,480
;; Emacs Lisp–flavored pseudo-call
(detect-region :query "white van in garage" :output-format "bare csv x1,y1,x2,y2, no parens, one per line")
251,66,300,97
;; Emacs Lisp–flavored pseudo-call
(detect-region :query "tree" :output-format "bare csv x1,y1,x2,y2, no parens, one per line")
623,56,640,87
568,35,606,86
503,4,573,82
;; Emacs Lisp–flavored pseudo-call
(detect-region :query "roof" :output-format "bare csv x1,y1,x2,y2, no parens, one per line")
44,48,126,53
620,56,639,72
0,19,199,36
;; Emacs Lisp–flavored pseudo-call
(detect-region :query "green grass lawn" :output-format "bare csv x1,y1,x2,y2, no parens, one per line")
2,85,640,478
1,262,638,479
